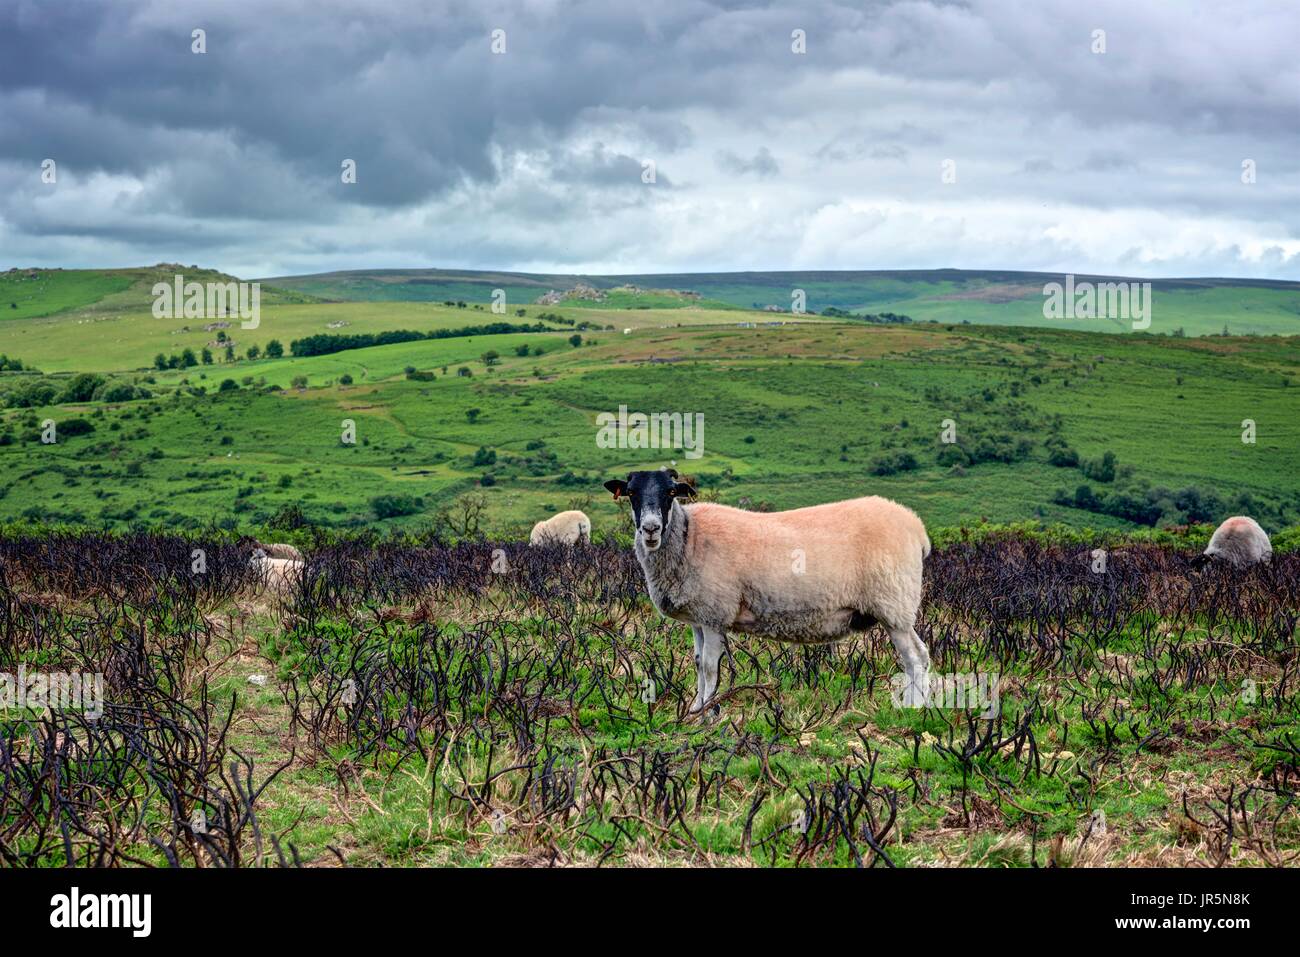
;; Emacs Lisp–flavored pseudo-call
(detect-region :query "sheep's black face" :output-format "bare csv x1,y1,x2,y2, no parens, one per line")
604,470,694,552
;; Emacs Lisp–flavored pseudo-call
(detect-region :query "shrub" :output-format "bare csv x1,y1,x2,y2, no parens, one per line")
59,373,106,404
95,381,138,403
1047,446,1079,467
1082,450,1117,483
370,494,423,519
936,444,970,467
869,451,918,476
63,418,96,436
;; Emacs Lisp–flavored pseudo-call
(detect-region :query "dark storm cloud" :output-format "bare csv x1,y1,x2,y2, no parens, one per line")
0,0,1297,276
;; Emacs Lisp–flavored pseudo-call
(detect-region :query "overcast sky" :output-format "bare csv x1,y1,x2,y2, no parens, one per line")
2,0,1298,279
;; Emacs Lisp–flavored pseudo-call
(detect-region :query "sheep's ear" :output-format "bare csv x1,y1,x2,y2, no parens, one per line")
672,482,696,499
604,479,627,500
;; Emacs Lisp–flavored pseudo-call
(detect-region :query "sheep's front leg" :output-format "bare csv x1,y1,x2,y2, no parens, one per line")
889,626,931,708
689,625,724,717
688,624,705,711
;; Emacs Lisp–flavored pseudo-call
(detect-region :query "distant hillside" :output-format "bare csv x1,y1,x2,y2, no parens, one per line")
1,265,322,321
264,267,1300,336
6,264,1299,337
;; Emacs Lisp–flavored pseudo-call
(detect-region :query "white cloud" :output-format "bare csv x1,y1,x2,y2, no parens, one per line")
0,0,1296,278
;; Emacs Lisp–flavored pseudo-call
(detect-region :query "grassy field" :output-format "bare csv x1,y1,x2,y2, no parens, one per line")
267,268,1300,337
1,321,1297,535
0,269,136,320
1,264,1298,537
0,274,756,375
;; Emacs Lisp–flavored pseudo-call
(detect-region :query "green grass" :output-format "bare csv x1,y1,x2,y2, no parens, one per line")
0,300,581,374
0,269,135,321
2,317,1296,534
266,268,1300,337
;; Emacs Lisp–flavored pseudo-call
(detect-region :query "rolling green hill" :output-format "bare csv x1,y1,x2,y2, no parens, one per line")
265,267,1300,337
1,308,1297,536
2,265,321,322
1,263,1296,538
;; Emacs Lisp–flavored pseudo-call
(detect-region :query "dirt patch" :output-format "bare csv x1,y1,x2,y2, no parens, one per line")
932,283,1041,304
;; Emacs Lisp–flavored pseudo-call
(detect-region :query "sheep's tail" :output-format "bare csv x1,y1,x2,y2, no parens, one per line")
921,530,931,561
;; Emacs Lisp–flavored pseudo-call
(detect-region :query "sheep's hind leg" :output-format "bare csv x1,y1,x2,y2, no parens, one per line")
689,625,724,719
888,626,931,708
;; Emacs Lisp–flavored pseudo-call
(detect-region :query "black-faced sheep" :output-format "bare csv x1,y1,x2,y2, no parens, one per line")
604,470,931,713
529,510,592,546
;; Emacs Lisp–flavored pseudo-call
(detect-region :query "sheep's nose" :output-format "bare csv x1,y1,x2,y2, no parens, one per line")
640,520,662,534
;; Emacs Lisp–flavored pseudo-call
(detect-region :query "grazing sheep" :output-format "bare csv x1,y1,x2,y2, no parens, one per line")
1200,516,1272,568
604,469,931,713
256,541,303,561
249,548,304,594
529,510,592,546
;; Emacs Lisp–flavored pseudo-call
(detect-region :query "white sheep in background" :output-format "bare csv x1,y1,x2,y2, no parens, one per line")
604,469,931,714
1200,516,1272,568
256,541,303,561
249,548,304,594
529,510,592,546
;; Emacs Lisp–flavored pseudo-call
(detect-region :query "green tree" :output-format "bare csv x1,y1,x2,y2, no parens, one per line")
265,339,284,358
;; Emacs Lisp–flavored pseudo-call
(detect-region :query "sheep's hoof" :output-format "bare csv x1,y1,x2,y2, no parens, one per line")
688,699,722,723
901,680,929,709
